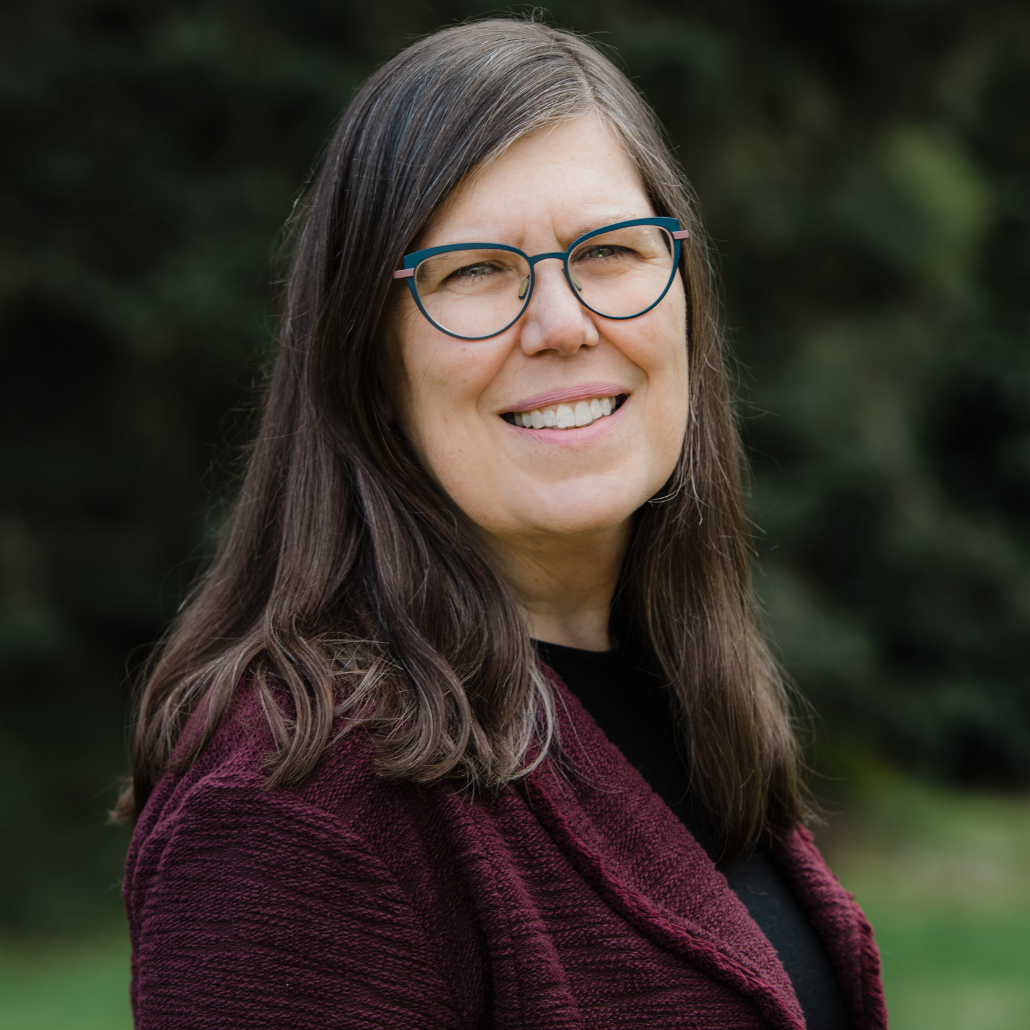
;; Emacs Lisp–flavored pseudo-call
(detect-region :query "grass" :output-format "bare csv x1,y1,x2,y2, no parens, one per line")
1,767,1028,1029
0,932,132,1030
815,758,1030,1030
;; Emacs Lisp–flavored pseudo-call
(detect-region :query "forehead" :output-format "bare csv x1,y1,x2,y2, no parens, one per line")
418,112,654,249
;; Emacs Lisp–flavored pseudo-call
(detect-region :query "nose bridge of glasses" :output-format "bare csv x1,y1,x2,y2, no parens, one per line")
524,251,583,303
526,251,569,268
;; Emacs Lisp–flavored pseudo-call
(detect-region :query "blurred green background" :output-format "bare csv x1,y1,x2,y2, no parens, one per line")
0,1,1027,1027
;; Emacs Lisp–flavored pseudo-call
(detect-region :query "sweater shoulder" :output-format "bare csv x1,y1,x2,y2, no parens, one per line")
124,692,489,1028
125,685,470,916
134,687,407,847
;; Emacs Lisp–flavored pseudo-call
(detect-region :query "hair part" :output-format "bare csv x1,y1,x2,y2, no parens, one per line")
116,17,809,858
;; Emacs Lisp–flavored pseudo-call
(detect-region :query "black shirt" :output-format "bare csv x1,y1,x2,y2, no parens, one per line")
536,640,851,1030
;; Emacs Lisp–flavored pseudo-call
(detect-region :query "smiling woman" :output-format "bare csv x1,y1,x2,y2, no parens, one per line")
118,18,887,1030
386,115,690,649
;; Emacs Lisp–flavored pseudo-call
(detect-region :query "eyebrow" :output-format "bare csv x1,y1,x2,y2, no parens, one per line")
561,213,649,244
426,213,654,252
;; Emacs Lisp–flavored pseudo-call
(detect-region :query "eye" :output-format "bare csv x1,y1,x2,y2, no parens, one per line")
575,244,636,264
449,262,498,281
582,245,622,260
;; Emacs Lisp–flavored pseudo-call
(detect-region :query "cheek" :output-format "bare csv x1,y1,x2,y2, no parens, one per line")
409,348,496,431
390,315,506,478
389,303,457,435
629,293,690,475
623,288,689,407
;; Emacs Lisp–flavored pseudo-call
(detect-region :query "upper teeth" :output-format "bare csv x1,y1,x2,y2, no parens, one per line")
510,396,618,430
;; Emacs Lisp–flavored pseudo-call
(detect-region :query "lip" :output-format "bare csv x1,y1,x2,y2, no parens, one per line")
501,382,630,415
502,393,629,445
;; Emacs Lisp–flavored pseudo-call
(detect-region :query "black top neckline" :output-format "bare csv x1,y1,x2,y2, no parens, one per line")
533,638,853,1030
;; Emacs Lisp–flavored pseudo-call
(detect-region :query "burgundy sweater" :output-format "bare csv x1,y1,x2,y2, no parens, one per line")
124,671,888,1030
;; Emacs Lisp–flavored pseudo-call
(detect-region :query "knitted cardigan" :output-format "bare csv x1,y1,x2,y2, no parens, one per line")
124,670,888,1030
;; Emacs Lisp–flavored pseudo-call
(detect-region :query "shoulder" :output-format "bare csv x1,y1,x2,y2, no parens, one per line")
123,705,405,924
127,689,424,884
124,762,412,942
124,693,490,1028
124,684,497,934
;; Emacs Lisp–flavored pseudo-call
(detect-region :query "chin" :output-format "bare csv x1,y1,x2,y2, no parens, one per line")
511,483,651,539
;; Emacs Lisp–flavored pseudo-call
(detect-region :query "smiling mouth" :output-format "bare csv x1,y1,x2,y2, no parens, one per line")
501,394,627,430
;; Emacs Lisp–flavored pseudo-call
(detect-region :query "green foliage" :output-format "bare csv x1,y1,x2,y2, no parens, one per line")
0,0,1027,931
0,933,132,1029
819,755,1030,1028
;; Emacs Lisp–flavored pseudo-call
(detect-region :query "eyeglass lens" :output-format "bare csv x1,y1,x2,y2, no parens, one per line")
412,224,676,339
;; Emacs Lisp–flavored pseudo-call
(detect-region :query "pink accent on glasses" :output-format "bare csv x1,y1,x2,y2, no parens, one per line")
672,229,690,239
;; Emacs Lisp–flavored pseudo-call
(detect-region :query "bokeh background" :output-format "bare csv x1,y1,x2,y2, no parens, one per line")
1,1,1028,1027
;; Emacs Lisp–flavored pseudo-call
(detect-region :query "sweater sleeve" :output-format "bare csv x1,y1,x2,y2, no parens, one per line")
124,774,464,1030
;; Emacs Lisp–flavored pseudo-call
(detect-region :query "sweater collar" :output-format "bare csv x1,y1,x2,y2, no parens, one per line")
528,663,885,1030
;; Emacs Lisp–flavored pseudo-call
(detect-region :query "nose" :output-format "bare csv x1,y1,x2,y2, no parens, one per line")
518,257,599,356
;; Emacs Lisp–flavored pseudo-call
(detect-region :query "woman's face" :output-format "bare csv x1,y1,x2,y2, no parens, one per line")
386,113,689,551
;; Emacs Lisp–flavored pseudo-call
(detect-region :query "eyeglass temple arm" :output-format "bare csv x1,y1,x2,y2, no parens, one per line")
672,229,690,239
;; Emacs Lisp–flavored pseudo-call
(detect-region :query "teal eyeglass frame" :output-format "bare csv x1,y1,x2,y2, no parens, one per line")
392,216,690,341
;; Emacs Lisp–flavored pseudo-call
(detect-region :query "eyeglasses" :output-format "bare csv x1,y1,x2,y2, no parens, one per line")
392,217,689,341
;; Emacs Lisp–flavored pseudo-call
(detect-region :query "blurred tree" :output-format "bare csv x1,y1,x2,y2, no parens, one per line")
0,0,1027,931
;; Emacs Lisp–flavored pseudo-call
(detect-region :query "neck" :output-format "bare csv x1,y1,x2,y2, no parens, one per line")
484,520,630,652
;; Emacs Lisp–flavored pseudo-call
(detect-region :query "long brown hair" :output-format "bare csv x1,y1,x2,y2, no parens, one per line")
117,18,808,856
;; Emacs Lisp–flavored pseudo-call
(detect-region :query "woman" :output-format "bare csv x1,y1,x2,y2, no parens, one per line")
120,19,887,1030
